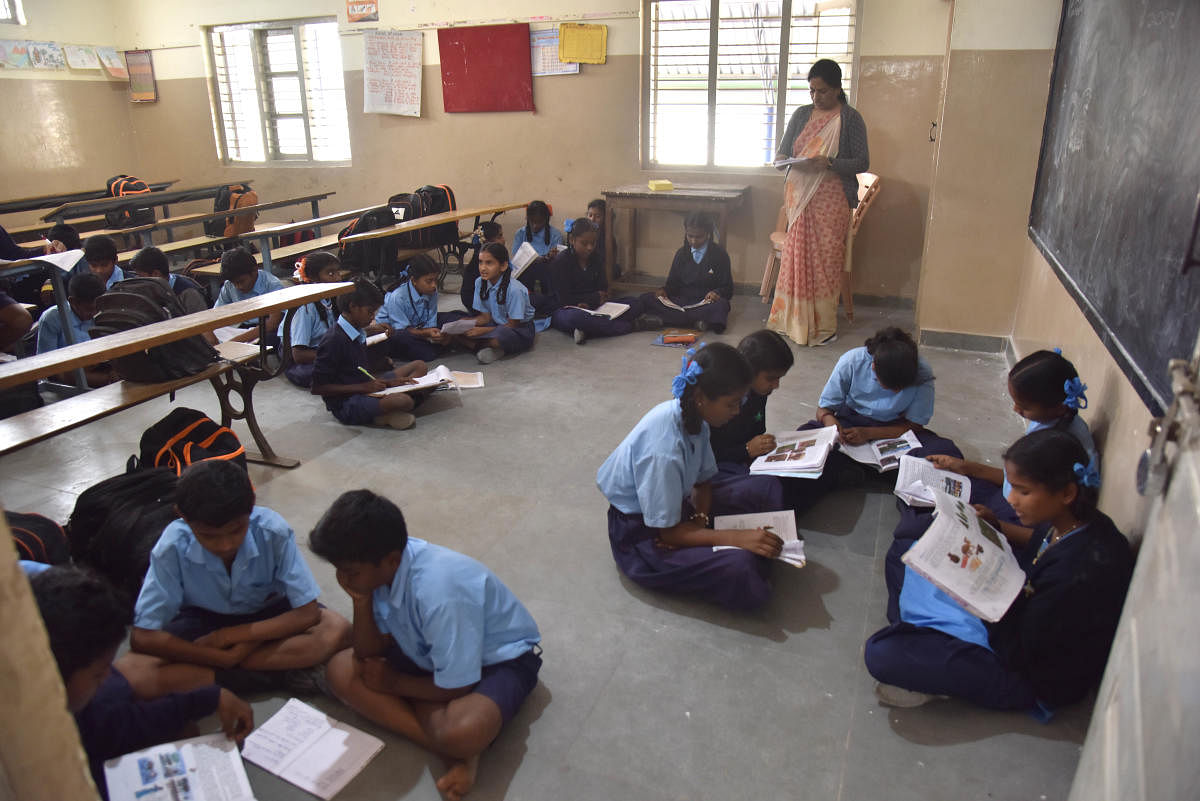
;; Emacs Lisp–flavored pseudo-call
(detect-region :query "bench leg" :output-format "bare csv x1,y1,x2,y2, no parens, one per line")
208,369,300,469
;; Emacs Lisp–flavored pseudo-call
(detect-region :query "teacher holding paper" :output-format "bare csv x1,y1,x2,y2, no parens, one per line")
767,59,869,347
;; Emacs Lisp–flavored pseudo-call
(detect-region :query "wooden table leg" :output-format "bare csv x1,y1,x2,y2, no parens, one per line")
604,207,616,286
209,368,300,469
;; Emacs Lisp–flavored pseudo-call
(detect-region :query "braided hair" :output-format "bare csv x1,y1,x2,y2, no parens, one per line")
1009,349,1084,430
525,200,552,247
678,342,753,435
478,242,513,306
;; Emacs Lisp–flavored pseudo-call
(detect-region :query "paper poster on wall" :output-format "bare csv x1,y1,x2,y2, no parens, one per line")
530,28,578,77
438,24,534,113
347,0,379,23
559,23,607,64
28,42,66,70
96,46,127,78
0,41,31,69
125,49,157,102
364,29,422,116
63,45,101,70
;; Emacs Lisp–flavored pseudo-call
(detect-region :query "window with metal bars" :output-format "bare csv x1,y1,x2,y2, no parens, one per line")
0,0,24,25
643,0,856,168
207,18,351,164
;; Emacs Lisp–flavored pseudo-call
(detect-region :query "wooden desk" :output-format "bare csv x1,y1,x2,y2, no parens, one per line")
0,179,179,216
148,192,333,246
601,184,750,284
7,214,107,243
41,180,254,224
0,251,88,389
338,202,528,246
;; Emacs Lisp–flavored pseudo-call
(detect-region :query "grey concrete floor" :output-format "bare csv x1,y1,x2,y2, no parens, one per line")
0,294,1094,801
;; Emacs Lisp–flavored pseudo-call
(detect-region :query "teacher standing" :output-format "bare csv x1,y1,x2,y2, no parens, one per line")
767,59,869,347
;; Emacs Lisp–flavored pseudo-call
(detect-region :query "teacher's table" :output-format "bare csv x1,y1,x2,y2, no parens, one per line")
601,184,750,285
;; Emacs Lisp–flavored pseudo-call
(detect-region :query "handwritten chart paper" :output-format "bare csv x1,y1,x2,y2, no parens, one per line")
364,30,422,117
530,28,578,76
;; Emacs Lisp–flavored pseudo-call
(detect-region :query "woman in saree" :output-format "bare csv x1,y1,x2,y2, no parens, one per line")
767,59,869,347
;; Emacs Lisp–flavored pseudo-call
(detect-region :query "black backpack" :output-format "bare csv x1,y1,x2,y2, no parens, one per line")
414,185,459,248
104,174,154,228
131,407,247,475
90,277,221,383
7,511,70,566
67,467,180,605
205,183,253,237
386,193,425,249
337,206,398,274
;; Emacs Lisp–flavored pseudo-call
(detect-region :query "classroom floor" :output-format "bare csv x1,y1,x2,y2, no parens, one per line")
0,292,1096,801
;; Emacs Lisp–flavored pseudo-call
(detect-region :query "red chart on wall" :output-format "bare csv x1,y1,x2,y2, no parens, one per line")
437,23,535,113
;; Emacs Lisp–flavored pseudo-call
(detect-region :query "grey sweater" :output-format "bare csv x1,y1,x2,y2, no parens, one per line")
776,103,870,208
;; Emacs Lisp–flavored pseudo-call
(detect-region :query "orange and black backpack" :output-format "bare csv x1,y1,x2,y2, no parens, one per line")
132,407,247,475
104,174,154,227
223,187,260,237
7,511,70,566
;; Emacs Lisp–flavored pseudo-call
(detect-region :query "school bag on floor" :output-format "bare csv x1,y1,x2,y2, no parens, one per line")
132,407,247,475
7,511,70,565
223,186,260,236
67,467,179,606
104,174,155,228
206,183,253,236
337,206,398,274
414,184,459,247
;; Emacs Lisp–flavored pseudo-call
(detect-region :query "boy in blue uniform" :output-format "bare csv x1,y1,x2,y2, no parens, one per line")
309,490,542,801
36,273,116,386
82,234,125,289
128,246,208,314
128,461,350,694
31,565,253,799
211,247,284,345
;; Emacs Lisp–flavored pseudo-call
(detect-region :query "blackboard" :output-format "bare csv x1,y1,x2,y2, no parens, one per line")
1029,0,1200,415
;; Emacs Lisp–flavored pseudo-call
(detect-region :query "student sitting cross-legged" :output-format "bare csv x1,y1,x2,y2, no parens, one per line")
311,279,429,431
637,212,734,333
375,254,469,362
208,247,285,345
281,252,341,388
310,490,543,801
709,329,795,477
126,461,351,696
30,565,254,800
546,218,643,345
450,242,537,365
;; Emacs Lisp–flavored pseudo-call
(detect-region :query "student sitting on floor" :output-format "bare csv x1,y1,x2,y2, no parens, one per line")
638,212,734,333
128,246,208,314
586,198,614,272
865,429,1133,713
310,489,542,801
459,221,504,314
311,279,428,430
35,273,115,386
126,461,351,695
511,199,562,258
596,342,786,611
281,252,341,388
82,235,125,290
709,329,795,476
546,218,642,345
210,247,284,345
375,254,468,362
451,242,537,365
30,565,254,800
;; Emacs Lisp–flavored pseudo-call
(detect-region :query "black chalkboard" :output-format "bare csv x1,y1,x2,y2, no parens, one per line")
1029,0,1200,415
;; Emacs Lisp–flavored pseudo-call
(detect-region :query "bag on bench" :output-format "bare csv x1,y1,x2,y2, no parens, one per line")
414,184,459,248
206,183,253,237
91,277,221,383
223,187,259,237
338,206,397,274
104,174,155,228
133,407,247,476
7,511,70,566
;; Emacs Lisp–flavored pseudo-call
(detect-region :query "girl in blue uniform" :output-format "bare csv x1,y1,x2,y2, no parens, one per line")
547,218,642,344
283,252,341,388
376,255,468,362
596,342,787,611
865,429,1132,712
454,242,536,364
638,212,734,332
511,200,563,257
459,221,504,314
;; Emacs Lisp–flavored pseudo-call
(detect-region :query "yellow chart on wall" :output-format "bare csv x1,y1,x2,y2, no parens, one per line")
558,23,607,65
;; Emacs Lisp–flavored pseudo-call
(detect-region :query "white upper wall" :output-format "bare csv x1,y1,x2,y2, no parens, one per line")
950,0,1062,50
859,0,950,57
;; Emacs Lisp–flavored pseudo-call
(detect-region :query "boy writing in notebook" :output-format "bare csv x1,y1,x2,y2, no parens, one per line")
310,490,543,801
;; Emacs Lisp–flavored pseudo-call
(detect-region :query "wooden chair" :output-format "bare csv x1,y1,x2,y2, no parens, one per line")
759,172,881,323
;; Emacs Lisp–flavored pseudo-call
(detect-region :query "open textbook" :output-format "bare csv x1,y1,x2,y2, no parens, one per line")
837,429,920,472
901,487,1025,622
714,510,806,567
748,426,839,479
104,732,254,801
241,698,384,800
893,454,972,508
370,364,483,396
658,297,714,313
509,241,540,278
571,301,629,319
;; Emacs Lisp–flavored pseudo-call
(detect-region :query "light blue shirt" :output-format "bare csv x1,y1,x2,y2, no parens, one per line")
20,560,51,577
898,571,992,651
36,303,93,353
103,266,125,289
133,506,322,630
691,244,708,264
818,346,936,425
596,399,718,528
282,298,333,347
336,314,366,343
214,270,284,307
377,281,438,330
372,538,541,689
512,224,563,257
1001,415,1098,498
473,276,535,325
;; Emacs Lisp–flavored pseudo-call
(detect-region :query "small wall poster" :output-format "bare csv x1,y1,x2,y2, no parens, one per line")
97,46,127,78
348,0,379,23
364,30,422,116
28,42,66,70
126,49,157,102
0,41,31,69
64,45,101,70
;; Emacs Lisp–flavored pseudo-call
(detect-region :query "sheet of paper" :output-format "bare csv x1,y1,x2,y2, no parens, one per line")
0,249,84,272
902,488,1024,621
211,325,257,344
530,28,579,76
363,29,422,117
772,156,817,168
64,44,101,70
713,510,805,567
365,331,389,346
96,46,127,77
558,22,607,64
894,454,972,508
0,41,32,69
279,722,385,801
241,698,331,776
449,370,484,388
440,318,476,335
104,733,254,801
509,241,539,278
28,42,66,70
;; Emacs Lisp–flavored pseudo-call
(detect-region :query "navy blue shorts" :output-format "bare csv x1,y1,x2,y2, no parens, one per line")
164,599,294,641
385,644,542,725
330,393,384,425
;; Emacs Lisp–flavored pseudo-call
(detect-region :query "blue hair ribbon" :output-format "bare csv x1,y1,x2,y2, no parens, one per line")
1063,377,1089,409
1073,458,1101,489
563,218,574,234
1052,347,1062,355
671,346,704,399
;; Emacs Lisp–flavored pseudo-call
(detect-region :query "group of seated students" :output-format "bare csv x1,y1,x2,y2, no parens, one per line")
598,329,1133,712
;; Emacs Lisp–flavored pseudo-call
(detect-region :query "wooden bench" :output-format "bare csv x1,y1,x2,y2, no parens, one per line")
240,205,376,272
117,233,237,266
41,180,254,224
6,215,107,243
145,192,334,246
0,179,179,216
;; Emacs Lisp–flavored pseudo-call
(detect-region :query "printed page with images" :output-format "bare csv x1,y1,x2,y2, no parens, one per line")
713,510,805,567
242,698,384,801
894,455,972,508
748,426,838,478
901,487,1025,621
509,241,539,278
838,429,921,472
104,733,254,801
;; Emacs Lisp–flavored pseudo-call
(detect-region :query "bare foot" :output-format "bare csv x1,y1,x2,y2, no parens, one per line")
436,754,479,801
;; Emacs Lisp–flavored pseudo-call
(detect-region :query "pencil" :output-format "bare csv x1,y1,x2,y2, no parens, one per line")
356,366,375,381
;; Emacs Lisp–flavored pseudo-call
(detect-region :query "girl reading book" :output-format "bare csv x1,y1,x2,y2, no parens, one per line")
637,212,734,333
547,218,643,344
